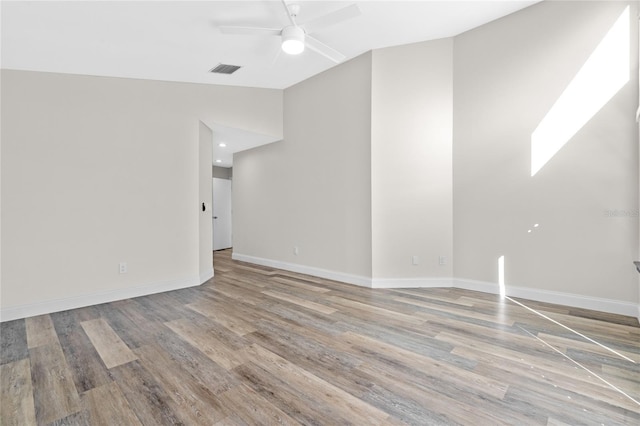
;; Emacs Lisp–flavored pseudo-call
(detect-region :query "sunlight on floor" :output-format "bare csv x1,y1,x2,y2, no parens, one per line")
507,296,640,407
531,6,630,176
497,249,638,406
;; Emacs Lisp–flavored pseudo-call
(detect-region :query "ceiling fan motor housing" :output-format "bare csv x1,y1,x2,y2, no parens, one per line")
281,26,305,55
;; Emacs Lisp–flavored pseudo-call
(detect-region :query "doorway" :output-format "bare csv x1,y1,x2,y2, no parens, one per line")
212,177,232,251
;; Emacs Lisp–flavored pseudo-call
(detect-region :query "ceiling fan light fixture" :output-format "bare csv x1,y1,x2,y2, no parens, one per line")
281,26,305,55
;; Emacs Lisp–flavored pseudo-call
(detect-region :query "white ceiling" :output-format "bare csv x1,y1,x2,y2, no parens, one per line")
1,0,540,166
212,123,280,168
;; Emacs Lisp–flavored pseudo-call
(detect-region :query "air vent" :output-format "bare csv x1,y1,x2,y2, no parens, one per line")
209,64,242,75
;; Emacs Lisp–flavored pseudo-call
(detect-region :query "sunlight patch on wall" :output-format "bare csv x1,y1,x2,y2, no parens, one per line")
531,6,630,176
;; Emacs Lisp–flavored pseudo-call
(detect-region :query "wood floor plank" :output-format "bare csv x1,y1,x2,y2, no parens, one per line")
454,344,640,413
80,318,137,369
25,315,58,349
153,328,239,395
261,290,337,315
0,359,37,426
325,295,425,327
271,275,331,293
133,344,228,425
29,343,81,425
218,384,302,426
186,299,257,336
439,331,583,381
343,331,509,400
164,318,247,370
1,320,28,365
391,288,475,306
536,332,640,364
233,361,358,425
46,410,90,425
96,299,167,348
213,415,249,426
109,360,184,425
82,381,142,426
50,311,112,393
355,365,527,425
504,383,638,426
238,343,390,425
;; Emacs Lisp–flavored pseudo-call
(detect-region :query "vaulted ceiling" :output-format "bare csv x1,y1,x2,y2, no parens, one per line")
2,1,540,165
2,1,539,90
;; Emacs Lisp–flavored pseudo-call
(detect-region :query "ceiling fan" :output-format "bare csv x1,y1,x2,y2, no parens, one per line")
219,0,361,63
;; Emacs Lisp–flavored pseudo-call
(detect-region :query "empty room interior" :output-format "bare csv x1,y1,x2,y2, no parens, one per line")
1,0,639,424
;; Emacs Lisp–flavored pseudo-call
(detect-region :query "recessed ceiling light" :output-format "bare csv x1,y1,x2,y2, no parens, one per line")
215,159,222,163
219,143,227,147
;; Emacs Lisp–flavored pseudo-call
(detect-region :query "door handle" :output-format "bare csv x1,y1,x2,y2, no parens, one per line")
213,216,218,219
202,202,206,212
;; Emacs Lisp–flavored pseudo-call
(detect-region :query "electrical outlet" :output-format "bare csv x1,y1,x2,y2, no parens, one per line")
412,255,419,265
293,246,299,256
119,262,127,274
439,256,447,266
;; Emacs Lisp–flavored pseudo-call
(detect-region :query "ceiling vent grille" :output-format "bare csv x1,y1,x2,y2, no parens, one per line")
209,64,242,74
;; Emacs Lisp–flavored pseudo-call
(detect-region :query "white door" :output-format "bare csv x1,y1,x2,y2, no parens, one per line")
212,177,232,251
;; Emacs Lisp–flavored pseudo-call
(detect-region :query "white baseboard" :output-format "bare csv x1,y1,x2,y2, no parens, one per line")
200,268,214,283
505,283,638,319
3,258,637,323
232,254,639,319
451,278,500,294
232,253,372,288
447,278,638,319
0,275,204,322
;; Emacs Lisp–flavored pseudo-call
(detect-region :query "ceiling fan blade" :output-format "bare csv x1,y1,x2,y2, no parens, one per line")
301,4,361,34
270,47,283,68
305,36,346,63
219,26,281,36
281,0,297,27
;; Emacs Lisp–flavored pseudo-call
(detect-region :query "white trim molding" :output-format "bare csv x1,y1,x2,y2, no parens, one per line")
232,253,372,288
3,256,637,323
453,278,638,319
200,268,214,284
0,276,204,322
451,278,500,295
232,254,639,320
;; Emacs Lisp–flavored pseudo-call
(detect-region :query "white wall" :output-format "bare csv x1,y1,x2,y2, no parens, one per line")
453,1,639,307
1,70,282,320
5,1,638,320
213,166,232,180
233,53,373,282
371,39,454,283
233,1,639,317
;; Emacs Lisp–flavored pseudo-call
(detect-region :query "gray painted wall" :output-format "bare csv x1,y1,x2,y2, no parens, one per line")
234,53,373,278
213,166,232,180
2,0,637,319
233,0,638,313
452,0,638,303
1,70,282,315
371,38,454,280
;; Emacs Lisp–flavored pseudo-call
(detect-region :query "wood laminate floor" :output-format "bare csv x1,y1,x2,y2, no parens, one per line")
1,249,639,425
